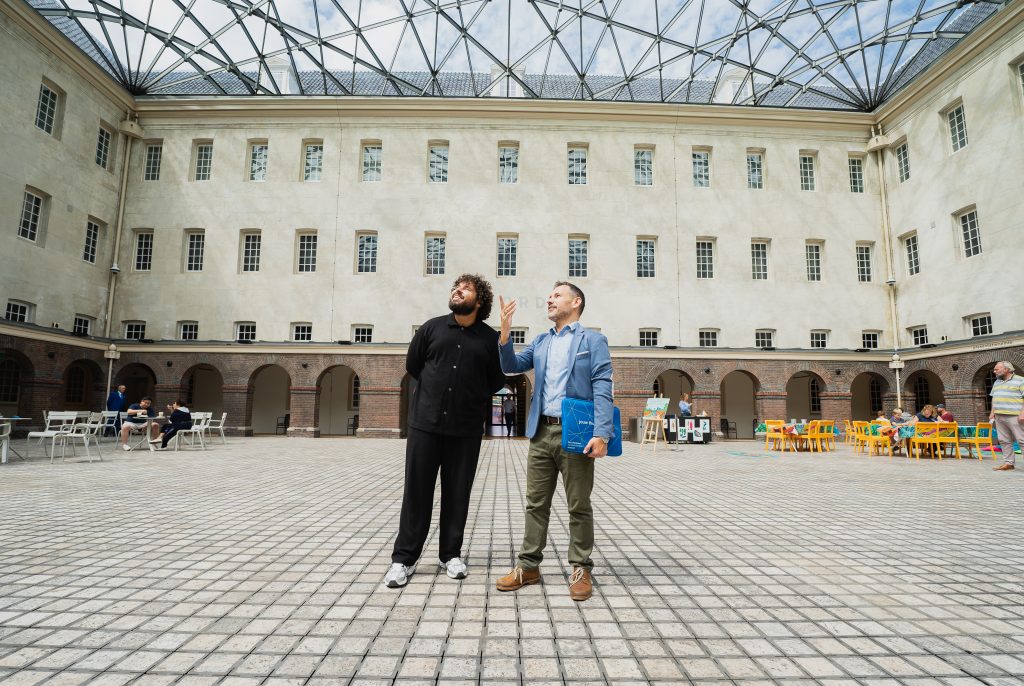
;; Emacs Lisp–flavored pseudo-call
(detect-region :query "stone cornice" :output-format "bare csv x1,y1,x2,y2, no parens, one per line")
1,0,135,111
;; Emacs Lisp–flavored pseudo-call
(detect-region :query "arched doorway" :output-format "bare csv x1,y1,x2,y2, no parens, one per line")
251,365,290,434
0,350,33,416
721,370,759,439
786,371,825,422
654,369,694,411
490,375,531,438
905,370,945,412
63,359,103,410
115,363,157,405
183,364,224,415
850,372,889,420
974,362,998,414
317,365,359,436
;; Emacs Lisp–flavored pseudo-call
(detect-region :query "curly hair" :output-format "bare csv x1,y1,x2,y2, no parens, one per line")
452,273,494,321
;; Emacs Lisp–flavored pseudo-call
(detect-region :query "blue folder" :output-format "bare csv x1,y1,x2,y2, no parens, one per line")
560,397,623,457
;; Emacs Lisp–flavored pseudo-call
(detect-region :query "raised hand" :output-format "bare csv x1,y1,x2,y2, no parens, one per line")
498,295,517,344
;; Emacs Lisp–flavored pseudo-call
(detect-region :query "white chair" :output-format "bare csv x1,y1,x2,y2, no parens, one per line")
204,412,228,445
1,422,11,464
26,411,80,458
52,414,104,463
173,412,210,451
100,410,120,439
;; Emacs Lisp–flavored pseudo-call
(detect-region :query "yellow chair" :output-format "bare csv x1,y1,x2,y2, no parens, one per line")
910,421,959,460
961,422,995,460
852,421,871,453
764,420,786,451
843,419,855,445
862,423,893,457
805,420,835,452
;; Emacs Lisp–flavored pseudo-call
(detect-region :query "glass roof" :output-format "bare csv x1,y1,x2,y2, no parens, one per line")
28,0,1004,111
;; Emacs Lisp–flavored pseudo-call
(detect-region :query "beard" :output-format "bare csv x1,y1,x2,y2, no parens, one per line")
449,298,476,316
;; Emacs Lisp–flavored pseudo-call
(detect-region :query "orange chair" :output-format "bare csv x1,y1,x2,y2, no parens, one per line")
961,422,995,460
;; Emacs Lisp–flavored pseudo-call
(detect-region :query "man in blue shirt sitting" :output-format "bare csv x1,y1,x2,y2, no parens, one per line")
119,396,158,451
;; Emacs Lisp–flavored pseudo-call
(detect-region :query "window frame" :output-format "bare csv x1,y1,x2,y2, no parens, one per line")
861,331,880,350
192,140,214,181
361,140,382,182
498,141,519,184
968,313,993,337
957,208,982,258
945,101,968,153
634,146,654,187
4,300,33,323
848,156,865,193
143,141,163,181
72,315,93,336
751,240,769,280
178,321,199,341
698,329,719,348
754,329,774,348
746,149,765,190
636,237,656,278
894,140,910,183
799,152,816,191
248,140,269,182
124,321,147,340
695,239,715,279
235,322,257,342
353,325,373,343
35,80,65,137
855,242,873,283
909,325,929,346
184,230,205,273
302,139,324,182
356,231,378,274
134,230,154,272
805,241,823,282
810,330,829,349
568,235,589,278
691,148,711,188
292,322,313,342
296,231,318,273
428,141,450,183
638,329,659,347
567,144,588,185
240,231,261,273
95,123,114,171
497,234,518,277
903,232,920,276
18,187,48,244
424,233,446,276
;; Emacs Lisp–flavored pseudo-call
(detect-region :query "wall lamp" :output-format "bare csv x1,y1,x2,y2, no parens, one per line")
703,367,711,374
952,364,960,371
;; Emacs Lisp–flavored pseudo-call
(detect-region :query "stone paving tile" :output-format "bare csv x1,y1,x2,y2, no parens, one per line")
1,436,1023,685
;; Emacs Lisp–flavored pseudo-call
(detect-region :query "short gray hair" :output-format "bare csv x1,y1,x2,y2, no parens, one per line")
996,361,1015,373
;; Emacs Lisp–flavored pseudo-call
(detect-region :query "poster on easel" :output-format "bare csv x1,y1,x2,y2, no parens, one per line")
642,397,670,420
640,397,671,450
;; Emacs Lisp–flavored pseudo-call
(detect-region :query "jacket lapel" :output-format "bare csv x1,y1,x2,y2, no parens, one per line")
565,326,584,394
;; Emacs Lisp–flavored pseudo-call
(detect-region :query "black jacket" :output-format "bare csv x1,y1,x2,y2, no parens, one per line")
407,313,506,437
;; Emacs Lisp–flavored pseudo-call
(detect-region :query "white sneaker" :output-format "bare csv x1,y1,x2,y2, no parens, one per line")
440,557,467,580
121,444,131,452
384,562,415,588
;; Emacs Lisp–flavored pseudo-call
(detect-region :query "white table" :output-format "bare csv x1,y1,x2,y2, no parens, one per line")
125,415,167,451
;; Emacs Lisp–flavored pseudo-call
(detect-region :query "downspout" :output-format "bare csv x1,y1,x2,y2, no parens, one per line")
102,113,144,338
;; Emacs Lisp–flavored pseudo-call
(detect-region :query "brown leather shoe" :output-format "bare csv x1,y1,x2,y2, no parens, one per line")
568,567,592,601
496,566,540,591
993,463,1016,471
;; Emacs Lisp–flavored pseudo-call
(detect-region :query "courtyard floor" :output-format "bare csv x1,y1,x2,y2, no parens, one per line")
0,436,1022,686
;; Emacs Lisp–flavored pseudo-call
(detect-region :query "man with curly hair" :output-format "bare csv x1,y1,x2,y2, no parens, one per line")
384,274,507,588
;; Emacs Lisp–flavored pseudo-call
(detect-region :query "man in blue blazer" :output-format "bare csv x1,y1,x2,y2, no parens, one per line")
494,281,613,601
105,384,127,436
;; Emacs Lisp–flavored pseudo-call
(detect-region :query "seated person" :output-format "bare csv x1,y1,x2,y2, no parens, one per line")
874,410,888,422
150,400,192,450
911,404,940,424
119,397,158,451
889,407,908,424
678,393,692,417
936,403,954,421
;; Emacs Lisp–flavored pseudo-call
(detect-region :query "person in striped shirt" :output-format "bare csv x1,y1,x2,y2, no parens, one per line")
989,361,1024,471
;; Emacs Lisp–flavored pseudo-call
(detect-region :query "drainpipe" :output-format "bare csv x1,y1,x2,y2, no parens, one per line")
102,113,144,339
866,125,903,402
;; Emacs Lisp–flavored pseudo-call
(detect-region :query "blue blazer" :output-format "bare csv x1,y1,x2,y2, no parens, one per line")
106,391,126,413
498,324,614,439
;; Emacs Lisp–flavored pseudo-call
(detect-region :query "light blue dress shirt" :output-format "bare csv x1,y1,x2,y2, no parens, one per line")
541,322,579,417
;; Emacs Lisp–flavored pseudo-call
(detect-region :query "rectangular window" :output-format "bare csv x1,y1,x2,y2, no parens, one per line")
249,142,268,181
353,326,373,343
510,328,527,345
83,220,100,264
755,330,774,348
236,322,256,342
95,126,112,169
194,142,213,181
72,315,92,336
498,143,519,184
179,321,198,340
692,150,710,188
304,142,323,181
947,104,968,152
698,330,718,348
904,234,920,276
636,239,656,278
135,231,153,271
810,330,828,348
425,235,446,275
293,323,313,341
4,301,30,323
124,322,146,340
696,240,714,279
634,147,653,186
351,376,360,409
861,331,879,349
805,242,822,282
497,236,517,277
297,233,317,273
362,143,382,182
895,142,910,182
970,314,993,337
185,232,205,272
799,154,816,191
18,190,44,242
639,330,659,347
428,143,449,183
746,151,764,189
568,237,588,278
242,232,261,272
959,209,982,257
35,83,59,134
856,244,873,283
848,157,864,193
357,233,378,273
568,146,587,185
910,326,929,346
810,379,822,414
751,241,768,280
144,143,162,181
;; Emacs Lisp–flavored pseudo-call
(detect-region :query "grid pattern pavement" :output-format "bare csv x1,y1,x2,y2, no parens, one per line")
0,436,1022,685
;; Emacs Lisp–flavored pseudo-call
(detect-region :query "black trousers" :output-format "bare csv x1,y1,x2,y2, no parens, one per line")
392,427,482,566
